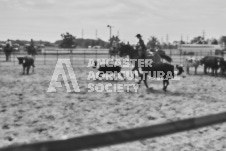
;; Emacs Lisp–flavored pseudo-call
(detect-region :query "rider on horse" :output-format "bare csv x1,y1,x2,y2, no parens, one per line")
136,34,147,59
4,39,13,61
28,39,37,58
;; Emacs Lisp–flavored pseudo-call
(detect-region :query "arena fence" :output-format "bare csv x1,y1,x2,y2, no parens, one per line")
0,111,226,151
0,48,224,67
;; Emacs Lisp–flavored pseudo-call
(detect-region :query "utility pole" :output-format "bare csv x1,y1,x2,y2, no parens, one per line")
95,29,98,39
82,29,84,39
107,25,113,41
166,34,169,44
203,30,205,40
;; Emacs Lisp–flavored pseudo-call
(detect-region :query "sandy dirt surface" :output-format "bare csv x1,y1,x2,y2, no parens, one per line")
0,63,226,151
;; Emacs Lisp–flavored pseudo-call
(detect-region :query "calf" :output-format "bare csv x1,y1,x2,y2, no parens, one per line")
138,63,185,91
17,56,35,75
185,57,200,74
92,60,125,80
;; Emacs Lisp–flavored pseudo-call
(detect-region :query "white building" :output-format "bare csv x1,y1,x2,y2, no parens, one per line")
178,44,223,53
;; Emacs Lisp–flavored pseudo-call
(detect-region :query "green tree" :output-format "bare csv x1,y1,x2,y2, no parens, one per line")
59,32,77,48
109,35,120,48
190,36,207,44
147,36,160,51
219,36,226,46
211,38,218,45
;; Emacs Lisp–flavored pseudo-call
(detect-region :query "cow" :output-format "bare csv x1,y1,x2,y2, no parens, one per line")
92,60,126,80
185,57,200,74
17,56,35,75
137,63,186,91
220,60,226,76
200,56,224,76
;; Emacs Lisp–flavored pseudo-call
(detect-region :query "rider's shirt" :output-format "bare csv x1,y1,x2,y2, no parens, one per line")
138,39,146,51
6,41,12,47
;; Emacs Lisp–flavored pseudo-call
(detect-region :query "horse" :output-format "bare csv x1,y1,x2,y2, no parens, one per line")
184,57,200,74
109,41,120,58
26,45,38,60
118,44,173,78
3,44,13,62
109,47,119,58
92,60,126,80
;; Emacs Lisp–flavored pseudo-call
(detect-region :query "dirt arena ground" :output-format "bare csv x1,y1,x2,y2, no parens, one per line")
0,63,226,151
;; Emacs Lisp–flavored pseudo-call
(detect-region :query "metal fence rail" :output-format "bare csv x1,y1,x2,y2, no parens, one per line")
0,111,226,151
1,48,223,67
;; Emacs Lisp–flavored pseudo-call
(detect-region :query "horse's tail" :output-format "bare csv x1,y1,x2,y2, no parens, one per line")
158,53,173,62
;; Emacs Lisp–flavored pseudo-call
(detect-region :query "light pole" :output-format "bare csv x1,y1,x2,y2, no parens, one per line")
107,25,112,42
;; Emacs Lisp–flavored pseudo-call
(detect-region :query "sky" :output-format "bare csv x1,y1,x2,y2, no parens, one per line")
0,0,225,44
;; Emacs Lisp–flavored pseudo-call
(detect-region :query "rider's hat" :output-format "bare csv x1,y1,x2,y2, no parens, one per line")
136,34,142,38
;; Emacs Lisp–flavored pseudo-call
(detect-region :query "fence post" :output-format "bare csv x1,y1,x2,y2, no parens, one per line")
13,52,15,66
84,49,86,64
44,51,46,65
180,50,181,64
71,49,73,66
57,48,58,60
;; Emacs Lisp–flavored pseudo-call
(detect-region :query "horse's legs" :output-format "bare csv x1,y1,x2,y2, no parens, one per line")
186,66,189,74
195,66,197,75
143,73,149,88
98,72,103,80
163,80,169,91
114,72,119,80
137,73,142,84
132,67,140,79
120,72,126,81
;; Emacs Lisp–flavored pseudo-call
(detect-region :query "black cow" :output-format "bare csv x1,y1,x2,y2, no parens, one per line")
17,56,35,75
200,56,224,76
92,60,125,80
220,60,226,76
138,63,185,91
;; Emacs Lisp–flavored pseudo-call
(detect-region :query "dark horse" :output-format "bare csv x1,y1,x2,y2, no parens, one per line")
118,44,173,77
26,45,38,59
4,44,13,61
109,47,119,58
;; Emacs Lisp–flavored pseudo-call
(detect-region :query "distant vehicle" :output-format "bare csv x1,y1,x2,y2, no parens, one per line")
93,45,102,49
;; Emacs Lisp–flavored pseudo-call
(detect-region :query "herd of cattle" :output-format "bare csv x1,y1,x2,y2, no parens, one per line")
185,55,226,76
15,55,225,91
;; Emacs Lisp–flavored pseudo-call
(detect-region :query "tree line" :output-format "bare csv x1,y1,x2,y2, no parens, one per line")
1,32,226,51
